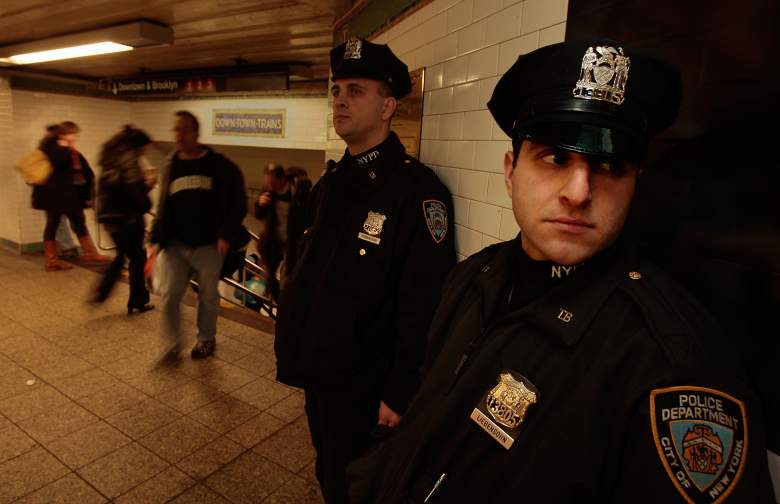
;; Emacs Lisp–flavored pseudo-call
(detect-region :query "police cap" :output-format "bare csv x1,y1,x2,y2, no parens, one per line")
330,38,412,99
488,39,682,159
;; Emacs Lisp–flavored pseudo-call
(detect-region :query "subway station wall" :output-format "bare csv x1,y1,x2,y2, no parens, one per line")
2,88,133,248
131,96,328,151
368,0,568,260
0,84,328,249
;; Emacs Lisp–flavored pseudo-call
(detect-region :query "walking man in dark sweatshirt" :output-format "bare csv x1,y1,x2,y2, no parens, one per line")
147,111,247,359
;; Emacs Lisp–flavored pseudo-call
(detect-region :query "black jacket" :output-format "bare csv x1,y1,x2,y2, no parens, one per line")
347,237,776,503
96,149,151,232
149,147,247,249
275,132,456,414
32,137,94,214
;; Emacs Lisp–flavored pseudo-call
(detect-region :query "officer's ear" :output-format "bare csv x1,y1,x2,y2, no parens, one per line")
504,150,516,197
381,96,397,121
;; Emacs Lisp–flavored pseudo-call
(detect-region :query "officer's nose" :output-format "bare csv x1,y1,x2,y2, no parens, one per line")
333,92,348,109
559,159,592,208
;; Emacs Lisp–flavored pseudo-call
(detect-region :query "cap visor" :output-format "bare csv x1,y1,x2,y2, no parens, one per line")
521,122,646,159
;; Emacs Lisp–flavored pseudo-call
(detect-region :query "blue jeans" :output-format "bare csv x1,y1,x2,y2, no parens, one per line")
161,241,223,346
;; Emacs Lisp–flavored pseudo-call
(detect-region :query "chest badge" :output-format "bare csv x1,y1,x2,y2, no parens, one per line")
470,371,539,449
358,211,386,245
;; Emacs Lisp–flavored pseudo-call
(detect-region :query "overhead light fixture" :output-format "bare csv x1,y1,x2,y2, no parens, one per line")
0,20,172,66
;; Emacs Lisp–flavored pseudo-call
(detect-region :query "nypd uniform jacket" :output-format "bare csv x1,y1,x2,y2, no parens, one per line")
347,237,776,503
274,132,456,414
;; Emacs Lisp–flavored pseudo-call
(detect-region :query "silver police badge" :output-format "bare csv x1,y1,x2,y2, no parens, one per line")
344,38,362,60
358,211,386,245
573,45,630,105
470,371,539,449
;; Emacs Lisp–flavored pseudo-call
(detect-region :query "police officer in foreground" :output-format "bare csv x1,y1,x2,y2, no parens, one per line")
274,38,456,503
346,40,776,503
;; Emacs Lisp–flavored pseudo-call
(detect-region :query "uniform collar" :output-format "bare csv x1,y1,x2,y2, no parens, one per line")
341,131,405,183
474,235,639,346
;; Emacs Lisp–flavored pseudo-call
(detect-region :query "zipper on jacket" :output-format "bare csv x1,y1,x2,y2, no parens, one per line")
423,473,447,503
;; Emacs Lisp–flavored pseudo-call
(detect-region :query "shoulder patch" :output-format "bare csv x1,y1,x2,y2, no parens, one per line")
650,386,748,503
422,199,448,244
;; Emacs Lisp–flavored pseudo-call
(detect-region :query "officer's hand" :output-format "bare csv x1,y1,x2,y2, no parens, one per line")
258,192,272,207
377,400,402,428
144,245,158,279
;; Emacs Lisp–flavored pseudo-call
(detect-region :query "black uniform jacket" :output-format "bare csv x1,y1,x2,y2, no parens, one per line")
347,237,776,503
32,137,94,214
275,132,456,414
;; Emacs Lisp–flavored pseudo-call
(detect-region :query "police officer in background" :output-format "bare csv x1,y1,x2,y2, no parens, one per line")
347,40,776,503
274,38,455,503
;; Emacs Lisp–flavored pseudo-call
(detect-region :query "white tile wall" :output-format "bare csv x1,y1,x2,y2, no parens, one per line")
0,78,20,247
131,96,328,151
5,90,133,248
2,89,330,248
378,0,568,258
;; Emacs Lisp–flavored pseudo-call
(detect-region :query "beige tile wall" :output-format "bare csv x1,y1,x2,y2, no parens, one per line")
3,89,133,248
1,90,330,249
130,97,329,152
0,79,20,246
370,0,569,259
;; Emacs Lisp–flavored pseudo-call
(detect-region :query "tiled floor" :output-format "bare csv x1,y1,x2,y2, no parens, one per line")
0,249,322,504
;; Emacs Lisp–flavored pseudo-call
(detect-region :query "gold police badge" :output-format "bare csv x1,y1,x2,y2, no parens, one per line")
573,45,630,105
470,371,539,449
344,38,362,60
358,211,386,245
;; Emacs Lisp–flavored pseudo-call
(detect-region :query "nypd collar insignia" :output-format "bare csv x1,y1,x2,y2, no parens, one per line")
470,371,539,449
650,386,748,503
358,211,386,245
423,200,448,244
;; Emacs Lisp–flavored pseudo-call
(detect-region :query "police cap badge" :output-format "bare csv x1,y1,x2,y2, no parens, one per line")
330,37,412,99
487,39,682,159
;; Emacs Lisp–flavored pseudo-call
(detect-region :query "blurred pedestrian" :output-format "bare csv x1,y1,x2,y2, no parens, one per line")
146,111,248,360
94,125,155,314
254,162,311,300
33,121,110,271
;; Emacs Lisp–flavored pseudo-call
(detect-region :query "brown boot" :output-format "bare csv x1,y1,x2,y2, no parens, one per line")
78,235,111,264
44,240,72,271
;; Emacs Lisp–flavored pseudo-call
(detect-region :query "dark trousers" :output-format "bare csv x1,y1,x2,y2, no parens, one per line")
262,247,283,301
44,209,87,241
304,386,380,504
96,220,149,308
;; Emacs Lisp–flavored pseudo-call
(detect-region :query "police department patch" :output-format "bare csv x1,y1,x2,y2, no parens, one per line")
650,386,748,504
423,200,448,244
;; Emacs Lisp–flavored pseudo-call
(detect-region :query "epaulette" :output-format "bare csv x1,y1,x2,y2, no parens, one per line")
618,262,722,368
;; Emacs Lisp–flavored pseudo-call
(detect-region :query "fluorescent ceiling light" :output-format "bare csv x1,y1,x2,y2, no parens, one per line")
0,21,172,66
0,42,133,65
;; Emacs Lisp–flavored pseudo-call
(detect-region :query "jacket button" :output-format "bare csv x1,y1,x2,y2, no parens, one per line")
359,248,366,256
482,265,491,273
629,271,642,280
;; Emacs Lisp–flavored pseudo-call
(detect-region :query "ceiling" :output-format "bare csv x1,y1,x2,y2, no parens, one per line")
0,0,349,82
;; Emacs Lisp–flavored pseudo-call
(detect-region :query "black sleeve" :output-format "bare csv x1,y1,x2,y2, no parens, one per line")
219,159,248,245
253,186,272,219
41,139,72,175
382,184,456,414
148,158,172,245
